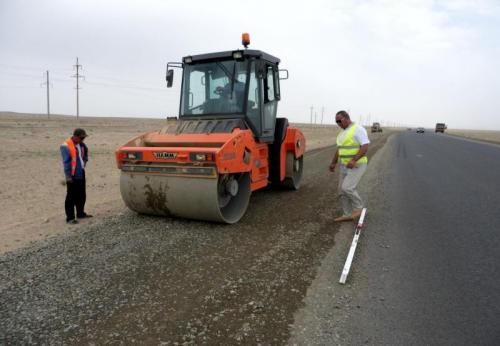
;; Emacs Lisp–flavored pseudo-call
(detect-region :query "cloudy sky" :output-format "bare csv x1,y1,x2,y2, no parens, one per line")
1,0,499,129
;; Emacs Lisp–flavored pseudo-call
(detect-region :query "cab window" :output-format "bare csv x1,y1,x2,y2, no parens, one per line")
246,61,261,134
264,65,275,103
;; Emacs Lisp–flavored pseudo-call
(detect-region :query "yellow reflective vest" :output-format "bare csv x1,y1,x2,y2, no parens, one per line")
336,124,368,165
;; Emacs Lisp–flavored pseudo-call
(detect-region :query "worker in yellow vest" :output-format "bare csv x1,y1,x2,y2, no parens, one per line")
329,111,370,222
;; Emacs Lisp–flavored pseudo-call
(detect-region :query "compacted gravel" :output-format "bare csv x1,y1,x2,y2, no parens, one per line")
0,133,390,345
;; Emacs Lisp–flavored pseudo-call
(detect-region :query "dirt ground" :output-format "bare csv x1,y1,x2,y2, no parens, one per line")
446,129,500,145
0,112,340,254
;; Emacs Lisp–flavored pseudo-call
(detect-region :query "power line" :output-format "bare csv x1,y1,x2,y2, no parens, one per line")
0,63,44,71
0,71,43,79
0,85,40,88
0,63,73,75
86,73,164,86
1,63,166,91
85,80,165,91
84,85,175,102
50,77,73,83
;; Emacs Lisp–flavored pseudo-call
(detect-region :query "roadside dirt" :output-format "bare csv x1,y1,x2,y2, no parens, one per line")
446,129,500,145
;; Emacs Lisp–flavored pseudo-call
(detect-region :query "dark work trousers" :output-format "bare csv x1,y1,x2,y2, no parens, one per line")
65,171,86,221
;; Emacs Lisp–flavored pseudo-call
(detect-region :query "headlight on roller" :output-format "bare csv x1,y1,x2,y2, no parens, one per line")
190,153,214,161
126,152,142,160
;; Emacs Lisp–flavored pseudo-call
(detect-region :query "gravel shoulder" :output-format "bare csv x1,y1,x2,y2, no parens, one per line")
289,133,395,345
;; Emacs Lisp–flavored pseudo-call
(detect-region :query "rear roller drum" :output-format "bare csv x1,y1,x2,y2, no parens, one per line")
282,152,303,190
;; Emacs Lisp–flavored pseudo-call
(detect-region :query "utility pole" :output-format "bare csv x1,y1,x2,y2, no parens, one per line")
72,57,84,120
321,106,324,125
41,70,50,119
310,105,314,127
46,71,50,118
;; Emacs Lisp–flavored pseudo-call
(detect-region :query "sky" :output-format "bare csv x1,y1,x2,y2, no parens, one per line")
1,0,499,129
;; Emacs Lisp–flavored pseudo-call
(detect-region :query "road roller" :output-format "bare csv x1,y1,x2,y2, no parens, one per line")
115,35,305,223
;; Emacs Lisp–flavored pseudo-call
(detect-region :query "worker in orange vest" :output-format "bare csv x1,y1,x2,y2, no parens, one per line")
60,128,92,224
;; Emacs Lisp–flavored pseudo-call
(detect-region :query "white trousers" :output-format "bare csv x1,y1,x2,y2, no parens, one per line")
338,163,367,216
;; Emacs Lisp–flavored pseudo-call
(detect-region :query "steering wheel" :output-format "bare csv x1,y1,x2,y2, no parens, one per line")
214,86,225,96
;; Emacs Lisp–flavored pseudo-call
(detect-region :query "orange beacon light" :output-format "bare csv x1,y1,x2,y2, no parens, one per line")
242,33,250,48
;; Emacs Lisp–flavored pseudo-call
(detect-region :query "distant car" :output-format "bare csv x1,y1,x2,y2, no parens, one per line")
416,127,425,133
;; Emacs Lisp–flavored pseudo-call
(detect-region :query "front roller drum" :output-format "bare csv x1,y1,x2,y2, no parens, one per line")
120,172,251,224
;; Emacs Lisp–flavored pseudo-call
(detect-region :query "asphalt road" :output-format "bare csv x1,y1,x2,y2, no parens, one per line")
321,131,500,345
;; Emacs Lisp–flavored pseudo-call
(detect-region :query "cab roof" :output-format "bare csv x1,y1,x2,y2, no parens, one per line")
183,49,280,65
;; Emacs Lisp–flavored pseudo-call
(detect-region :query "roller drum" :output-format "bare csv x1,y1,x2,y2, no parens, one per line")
120,171,251,224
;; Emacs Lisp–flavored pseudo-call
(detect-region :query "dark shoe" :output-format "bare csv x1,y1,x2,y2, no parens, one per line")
67,219,79,224
77,213,93,219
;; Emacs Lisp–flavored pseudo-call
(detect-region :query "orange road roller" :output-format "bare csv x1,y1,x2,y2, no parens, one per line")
115,35,305,223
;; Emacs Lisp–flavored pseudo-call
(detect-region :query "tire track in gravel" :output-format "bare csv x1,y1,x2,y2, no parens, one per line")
0,132,392,345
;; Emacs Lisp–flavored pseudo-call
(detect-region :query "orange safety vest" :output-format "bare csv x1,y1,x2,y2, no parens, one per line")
62,138,77,176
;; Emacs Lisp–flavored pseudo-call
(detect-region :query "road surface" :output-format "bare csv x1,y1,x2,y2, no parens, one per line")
293,131,500,345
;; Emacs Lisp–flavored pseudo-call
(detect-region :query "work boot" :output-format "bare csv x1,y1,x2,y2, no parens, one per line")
334,215,354,222
67,219,78,225
77,213,93,219
351,209,363,219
